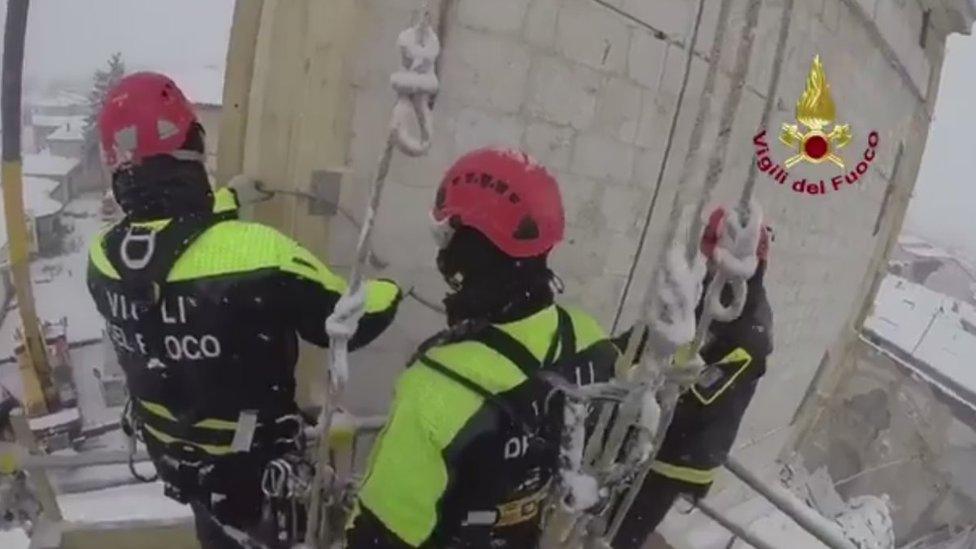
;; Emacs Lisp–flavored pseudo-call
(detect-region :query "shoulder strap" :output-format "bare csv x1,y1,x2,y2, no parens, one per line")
414,307,575,436
553,306,575,364
467,306,573,377
416,355,494,402
104,213,222,307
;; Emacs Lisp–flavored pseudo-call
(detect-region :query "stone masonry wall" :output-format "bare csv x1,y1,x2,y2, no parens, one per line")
328,0,959,492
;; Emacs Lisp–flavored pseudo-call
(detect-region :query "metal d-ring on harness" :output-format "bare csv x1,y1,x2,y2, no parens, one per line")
303,5,442,548
261,452,314,546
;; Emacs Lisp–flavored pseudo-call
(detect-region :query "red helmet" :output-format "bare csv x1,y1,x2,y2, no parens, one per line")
701,207,772,262
432,148,565,258
98,72,200,170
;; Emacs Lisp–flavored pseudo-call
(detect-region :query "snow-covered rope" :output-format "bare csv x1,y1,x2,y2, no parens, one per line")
326,8,441,393
594,0,764,543
539,3,710,547
305,7,441,547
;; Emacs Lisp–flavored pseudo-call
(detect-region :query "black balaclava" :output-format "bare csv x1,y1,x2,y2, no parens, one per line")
437,225,556,326
111,122,212,221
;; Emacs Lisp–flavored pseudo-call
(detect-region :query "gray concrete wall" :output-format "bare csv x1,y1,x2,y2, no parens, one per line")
325,0,971,491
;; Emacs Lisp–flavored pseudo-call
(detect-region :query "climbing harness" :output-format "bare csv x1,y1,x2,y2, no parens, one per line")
261,454,314,547
304,6,441,547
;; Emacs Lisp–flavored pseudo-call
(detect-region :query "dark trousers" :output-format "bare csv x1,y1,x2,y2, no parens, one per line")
611,470,711,549
190,483,281,549
193,500,257,549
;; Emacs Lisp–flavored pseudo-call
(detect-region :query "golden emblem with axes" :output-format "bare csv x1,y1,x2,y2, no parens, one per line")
780,55,852,168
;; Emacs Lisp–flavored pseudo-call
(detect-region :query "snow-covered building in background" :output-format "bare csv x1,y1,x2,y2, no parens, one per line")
0,177,64,266
890,234,976,305
28,115,86,155
864,275,976,410
44,120,85,158
22,154,81,202
27,90,88,118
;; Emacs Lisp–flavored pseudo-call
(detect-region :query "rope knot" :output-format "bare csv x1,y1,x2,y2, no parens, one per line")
389,14,441,156
705,200,763,321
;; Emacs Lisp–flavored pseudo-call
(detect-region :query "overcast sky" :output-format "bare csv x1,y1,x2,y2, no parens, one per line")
904,33,976,261
19,0,233,87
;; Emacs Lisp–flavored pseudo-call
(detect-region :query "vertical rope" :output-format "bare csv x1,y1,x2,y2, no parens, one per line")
602,0,764,541
740,0,796,204
610,0,716,331
684,0,763,263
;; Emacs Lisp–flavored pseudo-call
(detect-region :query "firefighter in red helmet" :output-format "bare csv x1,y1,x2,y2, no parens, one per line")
346,148,619,548
611,208,775,548
87,72,402,548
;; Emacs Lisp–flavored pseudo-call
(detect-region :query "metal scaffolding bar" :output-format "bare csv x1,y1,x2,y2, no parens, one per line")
723,457,856,549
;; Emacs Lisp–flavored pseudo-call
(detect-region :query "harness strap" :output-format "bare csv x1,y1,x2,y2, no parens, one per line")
416,307,574,435
103,213,223,425
103,212,221,310
469,307,575,376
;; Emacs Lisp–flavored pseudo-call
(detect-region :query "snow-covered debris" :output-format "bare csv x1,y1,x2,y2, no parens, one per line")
834,495,895,549
785,464,895,549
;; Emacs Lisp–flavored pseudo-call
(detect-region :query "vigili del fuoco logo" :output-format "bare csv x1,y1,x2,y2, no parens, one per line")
753,55,880,196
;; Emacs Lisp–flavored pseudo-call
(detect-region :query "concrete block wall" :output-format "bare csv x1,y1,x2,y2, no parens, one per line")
328,0,964,491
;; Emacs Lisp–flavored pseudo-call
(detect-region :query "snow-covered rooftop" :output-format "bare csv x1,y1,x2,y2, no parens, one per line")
23,153,80,177
47,119,86,142
170,66,224,107
31,114,87,130
895,234,976,279
864,275,976,401
0,177,64,250
29,90,87,109
0,197,106,357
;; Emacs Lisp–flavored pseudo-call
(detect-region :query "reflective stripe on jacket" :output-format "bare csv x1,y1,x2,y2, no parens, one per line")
87,198,400,455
